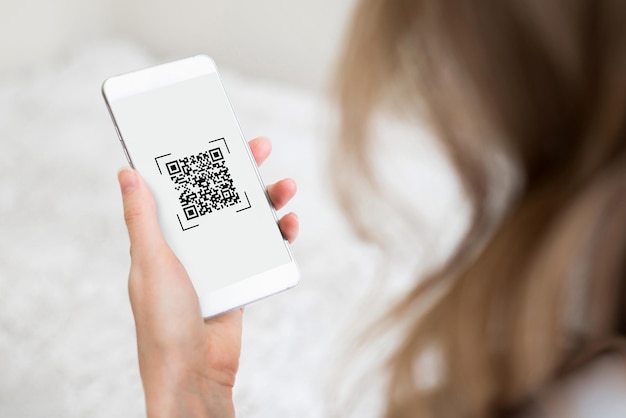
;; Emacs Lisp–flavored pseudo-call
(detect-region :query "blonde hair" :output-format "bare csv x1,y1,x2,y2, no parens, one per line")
335,1,626,417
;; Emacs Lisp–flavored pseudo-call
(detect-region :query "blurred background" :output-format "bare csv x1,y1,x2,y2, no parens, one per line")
0,1,465,417
1,0,358,90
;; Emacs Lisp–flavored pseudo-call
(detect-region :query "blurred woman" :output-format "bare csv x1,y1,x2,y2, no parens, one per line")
335,1,626,416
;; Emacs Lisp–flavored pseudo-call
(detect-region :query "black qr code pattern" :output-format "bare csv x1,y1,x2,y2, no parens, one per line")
166,147,241,220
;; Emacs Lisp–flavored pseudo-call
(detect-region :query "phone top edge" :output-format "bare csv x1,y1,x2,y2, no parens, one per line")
102,55,218,102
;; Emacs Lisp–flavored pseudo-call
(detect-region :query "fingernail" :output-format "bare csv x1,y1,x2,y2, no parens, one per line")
118,167,139,194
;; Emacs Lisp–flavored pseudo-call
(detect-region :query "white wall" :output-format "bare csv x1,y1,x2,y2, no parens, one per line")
110,0,358,90
0,0,111,74
0,0,358,90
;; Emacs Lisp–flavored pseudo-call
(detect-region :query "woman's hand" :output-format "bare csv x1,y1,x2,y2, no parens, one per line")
117,137,298,418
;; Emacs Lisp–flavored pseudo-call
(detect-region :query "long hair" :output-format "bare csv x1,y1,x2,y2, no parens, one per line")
334,1,626,417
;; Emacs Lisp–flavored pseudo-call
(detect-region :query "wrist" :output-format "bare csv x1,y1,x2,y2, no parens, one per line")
145,383,235,418
142,359,236,418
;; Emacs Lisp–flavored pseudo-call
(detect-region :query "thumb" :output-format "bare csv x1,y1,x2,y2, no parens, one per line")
117,168,166,256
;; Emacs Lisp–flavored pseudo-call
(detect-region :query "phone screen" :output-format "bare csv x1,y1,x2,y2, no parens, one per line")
108,72,292,296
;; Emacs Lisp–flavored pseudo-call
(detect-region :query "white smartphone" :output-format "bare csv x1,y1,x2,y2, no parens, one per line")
102,55,299,318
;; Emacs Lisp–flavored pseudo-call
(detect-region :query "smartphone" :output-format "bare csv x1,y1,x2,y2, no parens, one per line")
102,55,299,318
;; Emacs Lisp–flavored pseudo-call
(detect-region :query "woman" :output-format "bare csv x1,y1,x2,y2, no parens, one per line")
117,0,626,417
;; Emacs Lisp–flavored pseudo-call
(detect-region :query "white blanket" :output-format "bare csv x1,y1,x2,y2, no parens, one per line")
0,39,465,417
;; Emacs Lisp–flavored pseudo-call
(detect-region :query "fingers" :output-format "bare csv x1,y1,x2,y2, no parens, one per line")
248,137,271,166
266,178,299,242
118,168,166,257
267,178,297,211
278,213,299,243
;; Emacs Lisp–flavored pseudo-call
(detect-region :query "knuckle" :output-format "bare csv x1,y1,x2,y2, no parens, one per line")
124,200,145,227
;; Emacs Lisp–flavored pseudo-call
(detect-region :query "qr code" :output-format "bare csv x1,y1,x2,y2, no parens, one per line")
165,147,241,221
154,139,252,231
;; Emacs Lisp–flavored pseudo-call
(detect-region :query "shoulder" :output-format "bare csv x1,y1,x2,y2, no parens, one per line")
532,354,626,418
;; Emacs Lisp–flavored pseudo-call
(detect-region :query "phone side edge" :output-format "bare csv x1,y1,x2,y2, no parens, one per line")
211,65,299,266
101,79,136,168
